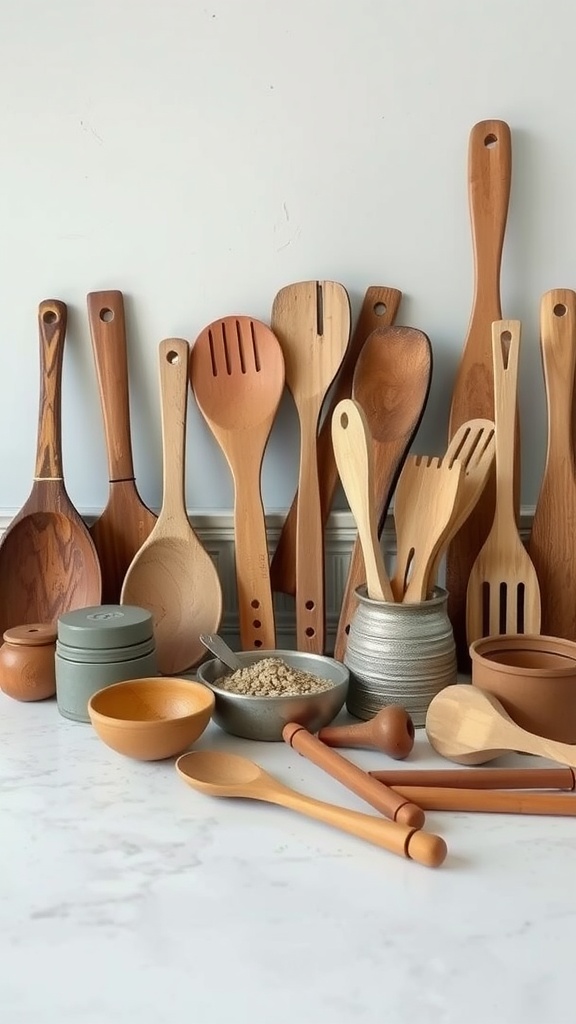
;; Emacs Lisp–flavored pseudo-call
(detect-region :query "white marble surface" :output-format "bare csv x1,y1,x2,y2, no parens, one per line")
1,690,575,1024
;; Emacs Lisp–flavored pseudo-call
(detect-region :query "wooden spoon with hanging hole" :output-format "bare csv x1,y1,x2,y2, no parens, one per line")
190,316,284,651
271,281,351,654
0,300,101,633
466,321,541,644
121,338,222,673
270,286,401,596
87,290,157,603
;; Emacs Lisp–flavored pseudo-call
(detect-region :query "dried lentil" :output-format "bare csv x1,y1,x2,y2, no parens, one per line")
217,657,333,696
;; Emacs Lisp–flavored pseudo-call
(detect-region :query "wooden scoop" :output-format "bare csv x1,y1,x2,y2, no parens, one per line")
334,326,432,660
176,749,447,868
0,300,101,633
87,290,157,603
271,281,351,654
466,321,541,644
331,398,393,602
425,684,576,767
121,338,222,673
190,316,284,650
270,286,402,596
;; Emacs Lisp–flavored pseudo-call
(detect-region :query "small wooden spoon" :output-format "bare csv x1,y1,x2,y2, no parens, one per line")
176,749,447,867
121,338,222,673
0,300,101,633
318,705,415,759
331,398,393,602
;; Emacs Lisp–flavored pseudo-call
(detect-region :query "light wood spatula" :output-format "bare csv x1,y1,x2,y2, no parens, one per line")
466,321,541,644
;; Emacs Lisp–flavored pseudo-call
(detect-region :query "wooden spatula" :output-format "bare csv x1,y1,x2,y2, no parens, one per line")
528,290,576,640
271,281,351,653
466,321,541,644
446,120,513,666
270,286,401,597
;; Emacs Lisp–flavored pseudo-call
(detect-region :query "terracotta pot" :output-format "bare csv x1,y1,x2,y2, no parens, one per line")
470,634,576,743
0,623,57,701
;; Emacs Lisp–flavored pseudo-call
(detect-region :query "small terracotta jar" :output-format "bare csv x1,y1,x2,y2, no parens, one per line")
0,624,57,701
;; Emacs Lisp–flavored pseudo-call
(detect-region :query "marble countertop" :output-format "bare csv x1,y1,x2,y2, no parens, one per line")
1,690,575,1024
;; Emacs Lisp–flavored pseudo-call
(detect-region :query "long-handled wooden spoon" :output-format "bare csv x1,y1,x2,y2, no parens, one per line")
270,285,402,596
466,321,541,644
87,290,157,603
334,326,432,660
121,338,222,673
271,281,351,653
331,398,393,602
386,785,576,817
190,316,284,650
0,300,101,633
176,749,447,867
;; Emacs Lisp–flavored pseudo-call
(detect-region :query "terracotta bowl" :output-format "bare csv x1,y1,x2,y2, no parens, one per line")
470,634,576,743
88,677,215,760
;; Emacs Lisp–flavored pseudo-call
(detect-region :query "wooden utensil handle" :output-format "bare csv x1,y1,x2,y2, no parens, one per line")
295,404,325,652
389,784,576,816
283,722,424,827
233,464,276,649
540,289,576,457
492,319,521,522
158,338,190,520
87,290,135,482
35,299,67,480
369,767,576,790
469,120,511,308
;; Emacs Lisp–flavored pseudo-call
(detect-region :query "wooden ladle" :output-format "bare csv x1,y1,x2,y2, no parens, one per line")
0,300,101,633
175,750,447,867
121,338,223,673
318,705,415,759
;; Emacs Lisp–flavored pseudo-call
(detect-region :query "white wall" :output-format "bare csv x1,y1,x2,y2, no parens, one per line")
0,0,572,514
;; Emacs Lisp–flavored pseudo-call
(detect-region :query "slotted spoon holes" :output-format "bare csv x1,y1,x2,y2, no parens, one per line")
480,580,527,637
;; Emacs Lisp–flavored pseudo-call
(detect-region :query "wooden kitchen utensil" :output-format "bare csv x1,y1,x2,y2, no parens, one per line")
121,338,222,673
446,119,513,668
318,705,415,759
466,321,541,644
331,399,393,602
334,326,432,660
270,285,402,596
528,290,576,639
282,721,424,825
0,300,101,633
369,766,576,789
190,316,284,650
176,749,447,867
271,281,351,654
425,684,576,767
386,784,576,817
87,290,157,603
391,454,465,602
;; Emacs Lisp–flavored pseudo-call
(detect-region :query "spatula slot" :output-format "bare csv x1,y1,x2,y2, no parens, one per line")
516,582,525,633
499,329,512,368
235,320,246,373
498,582,508,634
481,582,491,637
316,281,324,336
249,320,261,371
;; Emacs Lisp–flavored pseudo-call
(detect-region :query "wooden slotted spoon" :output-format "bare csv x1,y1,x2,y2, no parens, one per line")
190,316,285,651
271,281,351,654
0,300,101,633
88,290,157,603
270,285,402,596
121,338,222,673
331,398,393,602
466,321,541,644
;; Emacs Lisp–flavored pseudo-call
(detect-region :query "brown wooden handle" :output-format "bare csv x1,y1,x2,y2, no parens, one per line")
369,767,576,790
492,319,521,523
389,784,576,816
35,299,67,480
157,338,190,521
283,722,425,827
540,289,576,463
294,403,326,653
87,290,135,482
468,120,511,314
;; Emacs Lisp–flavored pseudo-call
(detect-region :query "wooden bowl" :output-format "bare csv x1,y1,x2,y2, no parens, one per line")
88,677,215,760
470,634,576,743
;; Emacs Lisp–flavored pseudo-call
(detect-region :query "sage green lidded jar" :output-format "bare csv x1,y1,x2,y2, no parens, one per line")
344,586,457,727
56,605,157,722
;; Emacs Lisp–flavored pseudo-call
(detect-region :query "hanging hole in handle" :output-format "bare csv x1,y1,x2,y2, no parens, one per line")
484,133,498,148
99,307,114,323
500,329,512,369
554,303,567,318
340,411,349,429
166,350,180,365
373,302,387,316
42,309,57,324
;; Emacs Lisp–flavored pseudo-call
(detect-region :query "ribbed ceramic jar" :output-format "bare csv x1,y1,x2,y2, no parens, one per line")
344,586,457,726
56,605,157,723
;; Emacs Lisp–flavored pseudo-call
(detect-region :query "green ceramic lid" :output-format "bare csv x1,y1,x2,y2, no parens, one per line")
57,605,154,651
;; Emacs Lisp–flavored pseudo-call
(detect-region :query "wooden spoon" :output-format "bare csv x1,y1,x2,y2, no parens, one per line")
190,316,284,651
175,749,447,868
466,321,541,644
0,300,101,633
331,398,393,602
270,285,402,596
333,326,432,660
87,290,157,603
528,290,576,640
121,338,222,673
271,281,351,654
425,683,576,768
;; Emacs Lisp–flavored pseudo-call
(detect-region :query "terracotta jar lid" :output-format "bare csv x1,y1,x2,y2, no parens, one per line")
3,624,57,646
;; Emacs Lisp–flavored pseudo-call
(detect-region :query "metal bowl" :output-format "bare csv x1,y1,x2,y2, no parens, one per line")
196,649,349,741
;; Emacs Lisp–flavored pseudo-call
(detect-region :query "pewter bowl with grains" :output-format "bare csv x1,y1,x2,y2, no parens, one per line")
196,650,349,741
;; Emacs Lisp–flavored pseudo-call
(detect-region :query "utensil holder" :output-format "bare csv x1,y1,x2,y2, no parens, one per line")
344,586,457,726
